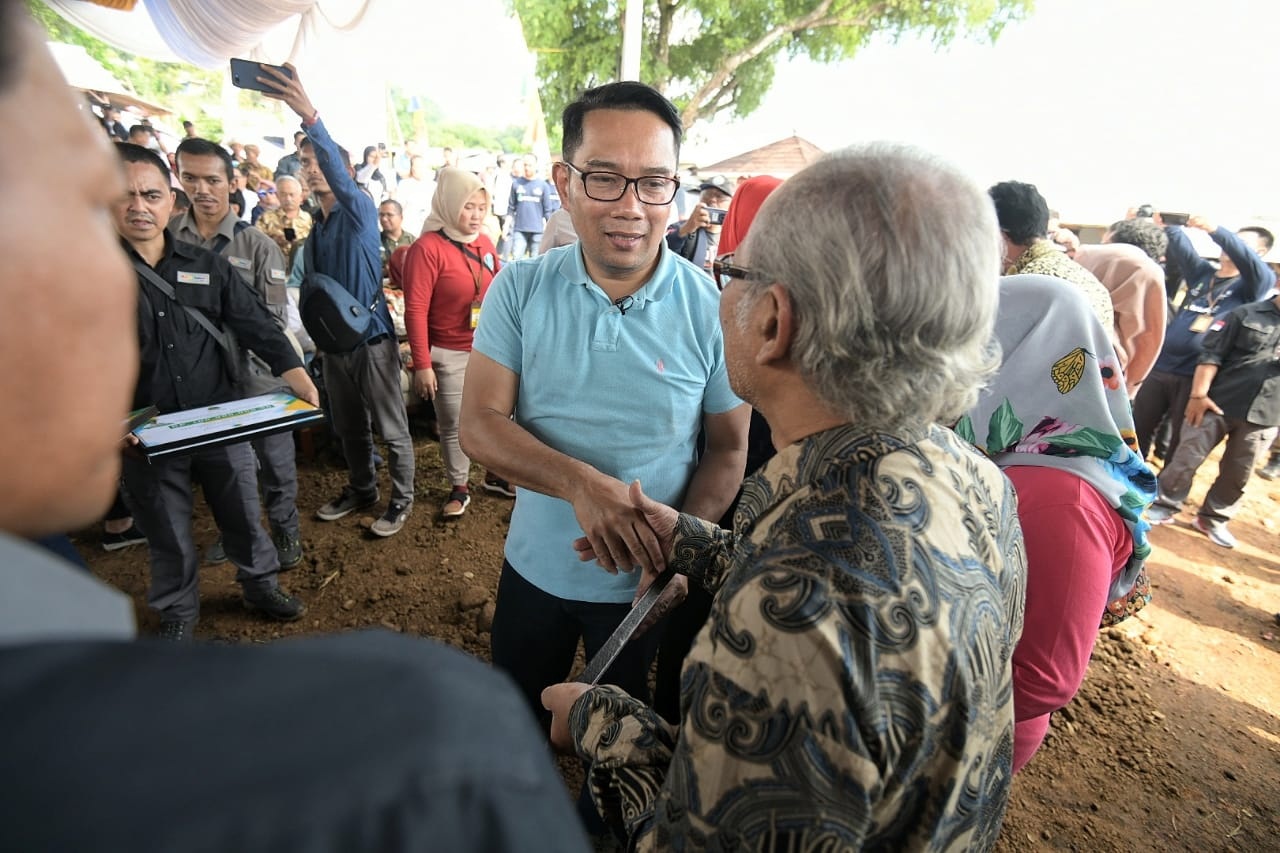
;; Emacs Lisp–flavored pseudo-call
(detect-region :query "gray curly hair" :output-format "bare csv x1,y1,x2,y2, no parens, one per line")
738,143,1002,430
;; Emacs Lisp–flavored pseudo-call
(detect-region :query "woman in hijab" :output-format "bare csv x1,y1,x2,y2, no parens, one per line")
715,175,782,257
403,167,501,518
955,273,1157,773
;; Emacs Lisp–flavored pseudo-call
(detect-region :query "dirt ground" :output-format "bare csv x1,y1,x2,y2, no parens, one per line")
76,424,1280,851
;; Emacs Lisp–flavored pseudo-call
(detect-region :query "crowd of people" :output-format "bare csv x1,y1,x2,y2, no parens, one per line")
5,0,1280,848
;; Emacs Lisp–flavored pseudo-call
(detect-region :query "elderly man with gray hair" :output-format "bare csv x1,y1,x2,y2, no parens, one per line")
544,143,1027,851
256,172,312,265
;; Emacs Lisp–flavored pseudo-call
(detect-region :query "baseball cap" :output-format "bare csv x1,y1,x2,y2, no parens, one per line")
697,174,733,196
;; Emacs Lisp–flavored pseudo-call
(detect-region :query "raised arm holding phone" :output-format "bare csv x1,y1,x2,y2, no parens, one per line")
255,62,419,540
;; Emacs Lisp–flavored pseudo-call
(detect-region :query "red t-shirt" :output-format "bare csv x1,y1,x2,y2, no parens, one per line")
402,230,500,369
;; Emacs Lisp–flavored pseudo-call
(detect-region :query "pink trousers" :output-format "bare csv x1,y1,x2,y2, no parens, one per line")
1004,465,1132,773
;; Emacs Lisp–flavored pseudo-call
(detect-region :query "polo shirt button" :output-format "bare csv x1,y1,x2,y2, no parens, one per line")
158,310,166,317
174,376,182,382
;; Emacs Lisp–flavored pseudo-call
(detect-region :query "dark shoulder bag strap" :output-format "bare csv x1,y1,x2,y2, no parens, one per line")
132,259,233,355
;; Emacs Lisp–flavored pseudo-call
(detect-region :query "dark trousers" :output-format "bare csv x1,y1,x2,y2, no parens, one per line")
1132,369,1193,460
489,561,664,732
490,561,665,836
1154,413,1277,524
323,337,415,505
251,431,300,536
123,442,279,622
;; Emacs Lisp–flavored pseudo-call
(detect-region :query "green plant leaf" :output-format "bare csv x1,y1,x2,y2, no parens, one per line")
986,400,1023,453
1045,427,1122,457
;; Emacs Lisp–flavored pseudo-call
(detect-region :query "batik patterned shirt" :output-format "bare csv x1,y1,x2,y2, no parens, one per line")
1008,239,1115,331
569,423,1026,852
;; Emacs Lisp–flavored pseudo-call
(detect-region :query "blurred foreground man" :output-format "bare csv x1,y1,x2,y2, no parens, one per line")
544,145,1027,851
0,10,590,850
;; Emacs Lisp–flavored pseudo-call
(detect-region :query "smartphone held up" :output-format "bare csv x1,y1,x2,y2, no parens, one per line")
229,58,291,93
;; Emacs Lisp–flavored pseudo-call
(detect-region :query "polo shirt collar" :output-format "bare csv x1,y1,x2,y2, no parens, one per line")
172,209,238,243
557,241,676,308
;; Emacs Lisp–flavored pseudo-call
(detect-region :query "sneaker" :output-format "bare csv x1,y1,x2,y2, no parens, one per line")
102,524,146,552
157,619,196,642
317,486,379,521
370,500,412,538
482,473,516,498
1258,458,1280,481
1192,516,1237,549
243,586,305,621
272,527,303,570
442,489,471,518
203,536,228,565
1145,505,1177,525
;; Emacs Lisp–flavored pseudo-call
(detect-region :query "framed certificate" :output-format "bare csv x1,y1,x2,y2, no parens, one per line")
132,393,325,460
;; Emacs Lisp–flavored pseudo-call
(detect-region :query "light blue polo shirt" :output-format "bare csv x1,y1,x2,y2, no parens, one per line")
472,243,741,603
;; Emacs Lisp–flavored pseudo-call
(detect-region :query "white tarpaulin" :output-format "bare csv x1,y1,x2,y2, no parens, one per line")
43,0,372,69
46,0,385,157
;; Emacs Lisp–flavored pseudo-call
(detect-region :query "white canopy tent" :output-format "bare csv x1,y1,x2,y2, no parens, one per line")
45,0,385,155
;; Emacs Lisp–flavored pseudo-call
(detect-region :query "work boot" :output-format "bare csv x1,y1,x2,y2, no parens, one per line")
243,586,304,622
157,618,197,642
272,525,303,570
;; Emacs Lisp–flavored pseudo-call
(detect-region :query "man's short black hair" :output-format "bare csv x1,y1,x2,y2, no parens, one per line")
116,141,172,185
298,135,355,172
988,181,1050,245
1107,218,1167,262
128,124,151,138
175,137,235,182
379,199,403,216
561,81,683,165
1239,225,1275,252
172,188,191,212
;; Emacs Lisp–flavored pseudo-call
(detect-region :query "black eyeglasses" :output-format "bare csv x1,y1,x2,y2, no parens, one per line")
562,162,680,205
712,255,753,292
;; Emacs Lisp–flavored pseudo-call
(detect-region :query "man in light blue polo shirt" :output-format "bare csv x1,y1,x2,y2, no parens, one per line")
461,82,748,735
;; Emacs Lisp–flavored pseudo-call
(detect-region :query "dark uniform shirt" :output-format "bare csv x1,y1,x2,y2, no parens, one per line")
1200,298,1280,425
126,235,302,414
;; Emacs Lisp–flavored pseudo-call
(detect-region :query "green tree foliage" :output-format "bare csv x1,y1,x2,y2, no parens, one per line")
387,86,526,154
511,0,1032,132
27,0,224,138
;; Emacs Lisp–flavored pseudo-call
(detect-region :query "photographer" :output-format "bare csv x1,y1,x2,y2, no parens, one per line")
665,174,733,271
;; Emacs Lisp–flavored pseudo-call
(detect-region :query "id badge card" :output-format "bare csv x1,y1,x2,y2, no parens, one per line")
470,301,481,330
1190,314,1213,333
